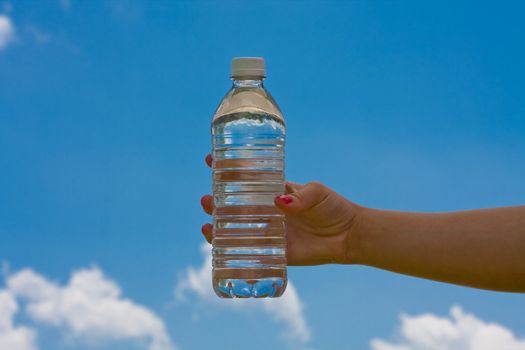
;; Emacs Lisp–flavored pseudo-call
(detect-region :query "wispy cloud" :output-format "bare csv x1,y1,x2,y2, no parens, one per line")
1,266,175,350
110,0,141,21
26,25,51,45
175,243,311,345
0,14,15,50
371,306,525,350
59,0,70,12
2,2,13,14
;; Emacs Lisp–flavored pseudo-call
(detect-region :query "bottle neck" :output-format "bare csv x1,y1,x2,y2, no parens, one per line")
232,78,264,88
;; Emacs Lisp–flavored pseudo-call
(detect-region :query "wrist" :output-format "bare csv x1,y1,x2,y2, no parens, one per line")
344,204,374,265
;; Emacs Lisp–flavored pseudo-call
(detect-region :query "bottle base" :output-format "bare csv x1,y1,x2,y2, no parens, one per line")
213,277,287,298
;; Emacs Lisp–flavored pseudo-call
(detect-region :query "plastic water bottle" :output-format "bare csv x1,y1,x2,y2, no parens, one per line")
211,57,287,298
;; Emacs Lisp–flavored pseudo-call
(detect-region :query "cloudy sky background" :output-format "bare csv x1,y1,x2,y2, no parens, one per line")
1,1,524,349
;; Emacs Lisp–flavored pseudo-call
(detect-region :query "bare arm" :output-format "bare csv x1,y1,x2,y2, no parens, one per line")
200,155,525,293
352,206,525,292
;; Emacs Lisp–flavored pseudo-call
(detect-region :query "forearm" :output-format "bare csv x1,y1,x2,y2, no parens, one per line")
350,205,525,292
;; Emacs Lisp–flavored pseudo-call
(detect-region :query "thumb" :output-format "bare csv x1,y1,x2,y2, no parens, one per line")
274,181,328,214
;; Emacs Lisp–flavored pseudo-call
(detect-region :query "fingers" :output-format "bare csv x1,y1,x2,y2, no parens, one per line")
201,153,213,243
201,223,213,243
285,181,304,194
200,195,214,215
202,154,213,243
275,181,329,215
200,195,213,243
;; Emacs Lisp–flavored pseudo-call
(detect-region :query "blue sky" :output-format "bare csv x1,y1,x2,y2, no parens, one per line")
1,1,524,350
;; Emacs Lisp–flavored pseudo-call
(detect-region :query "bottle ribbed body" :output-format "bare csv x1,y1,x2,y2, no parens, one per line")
211,109,287,298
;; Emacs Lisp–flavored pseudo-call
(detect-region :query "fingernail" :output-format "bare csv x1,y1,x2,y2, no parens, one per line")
276,195,293,205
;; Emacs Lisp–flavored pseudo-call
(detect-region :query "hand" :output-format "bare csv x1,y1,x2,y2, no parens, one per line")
200,154,362,265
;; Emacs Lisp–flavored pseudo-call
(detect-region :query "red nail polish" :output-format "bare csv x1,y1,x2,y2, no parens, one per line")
277,195,293,205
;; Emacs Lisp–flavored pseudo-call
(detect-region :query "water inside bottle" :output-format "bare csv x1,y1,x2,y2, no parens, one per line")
212,111,287,298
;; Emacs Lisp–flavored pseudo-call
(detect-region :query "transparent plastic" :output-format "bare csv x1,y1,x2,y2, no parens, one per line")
211,78,287,298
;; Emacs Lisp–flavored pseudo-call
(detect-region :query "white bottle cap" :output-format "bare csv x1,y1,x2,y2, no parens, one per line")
231,57,266,79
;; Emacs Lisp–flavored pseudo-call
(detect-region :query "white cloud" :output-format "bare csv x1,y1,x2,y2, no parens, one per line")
0,14,15,50
7,267,175,350
175,243,311,345
0,291,37,350
261,282,311,343
175,243,214,302
371,306,525,350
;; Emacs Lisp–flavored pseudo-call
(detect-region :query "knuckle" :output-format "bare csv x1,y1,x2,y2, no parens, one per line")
306,181,325,192
285,181,301,193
